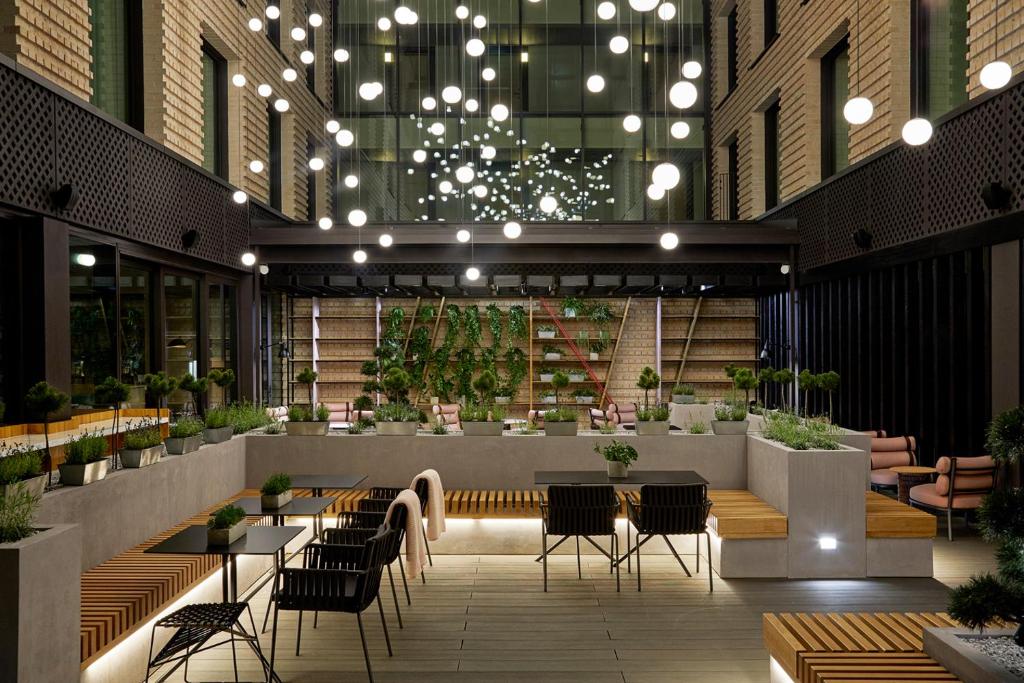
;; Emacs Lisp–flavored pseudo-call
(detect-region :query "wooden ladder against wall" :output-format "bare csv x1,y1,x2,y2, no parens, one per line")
675,297,704,383
598,297,632,409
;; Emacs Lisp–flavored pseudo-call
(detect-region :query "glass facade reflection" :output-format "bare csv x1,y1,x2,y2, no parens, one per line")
69,237,117,406
334,0,707,223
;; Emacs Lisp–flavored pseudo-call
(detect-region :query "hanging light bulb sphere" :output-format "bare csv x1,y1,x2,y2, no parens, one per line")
232,190,248,204
456,165,476,184
353,249,367,264
681,61,702,79
377,17,392,31
670,121,691,139
257,83,273,97
421,96,437,110
334,48,350,62
428,121,445,136
657,3,676,20
473,14,487,29
647,184,665,200
843,96,874,124
465,266,481,281
359,82,382,100
300,50,315,64
780,264,791,275
473,184,488,198
586,74,606,93
265,4,280,19
481,67,496,81
455,5,470,20
901,118,933,146
290,26,306,41
336,129,354,147
442,85,463,104
980,60,1012,90
348,209,368,227
623,114,642,133
481,145,497,159
652,162,681,190
282,67,297,82
439,180,454,194
318,216,333,230
609,35,629,54
378,233,393,247
629,0,659,11
248,17,263,31
308,12,323,27
273,98,289,112
231,73,246,87
325,119,340,133
466,38,486,57
241,252,257,266
308,157,324,171
659,232,679,250
344,174,359,188
259,264,270,275
456,229,471,242
413,149,427,163
539,195,558,213
669,80,698,109
490,103,510,121
597,1,617,20
465,98,479,112
503,221,522,239
248,159,265,173
394,6,411,24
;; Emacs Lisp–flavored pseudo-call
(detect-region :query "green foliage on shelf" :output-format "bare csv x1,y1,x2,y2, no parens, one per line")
169,417,205,438
122,421,163,450
64,431,108,465
537,324,556,333
588,302,613,325
0,446,43,486
571,387,597,398
595,439,638,466
384,307,405,342
542,344,562,356
207,504,245,530
418,304,436,324
504,347,528,397
636,366,660,410
0,489,40,543
589,330,610,354
454,348,476,401
508,305,528,341
561,296,586,317
672,383,696,396
486,303,502,349
261,472,291,496
761,411,841,450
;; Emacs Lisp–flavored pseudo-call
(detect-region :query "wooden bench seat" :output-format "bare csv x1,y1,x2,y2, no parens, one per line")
865,491,937,538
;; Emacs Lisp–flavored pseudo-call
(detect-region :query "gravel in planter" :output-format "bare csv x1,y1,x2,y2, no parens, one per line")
957,635,1024,679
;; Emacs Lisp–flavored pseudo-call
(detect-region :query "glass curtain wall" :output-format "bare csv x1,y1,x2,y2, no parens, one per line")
69,237,118,406
119,259,153,407
334,0,708,223
912,0,969,119
164,274,199,411
208,284,237,407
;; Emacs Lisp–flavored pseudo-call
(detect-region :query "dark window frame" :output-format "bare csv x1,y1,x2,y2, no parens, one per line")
764,99,780,210
268,105,283,211
200,40,229,178
820,36,849,179
910,0,969,119
764,0,779,47
727,137,739,220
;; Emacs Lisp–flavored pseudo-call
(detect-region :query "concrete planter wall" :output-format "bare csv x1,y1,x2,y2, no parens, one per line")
1,474,46,500
377,422,418,436
120,444,164,469
58,459,108,486
207,521,247,546
203,426,234,443
165,435,202,455
0,524,81,683
712,420,749,435
462,422,504,436
636,420,670,436
544,422,578,436
924,627,1022,683
285,421,329,436
261,490,293,509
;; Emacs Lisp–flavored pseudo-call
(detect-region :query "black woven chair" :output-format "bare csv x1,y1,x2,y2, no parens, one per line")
622,484,713,592
268,528,397,683
540,485,620,592
344,477,433,570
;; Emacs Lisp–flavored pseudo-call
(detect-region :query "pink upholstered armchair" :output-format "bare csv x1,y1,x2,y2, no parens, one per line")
605,403,637,430
869,436,917,489
526,409,546,425
323,402,374,424
432,404,461,430
589,408,611,429
909,455,997,541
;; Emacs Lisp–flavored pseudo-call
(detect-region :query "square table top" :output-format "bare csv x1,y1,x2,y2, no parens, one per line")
145,525,303,555
233,496,335,517
287,474,367,490
534,470,709,486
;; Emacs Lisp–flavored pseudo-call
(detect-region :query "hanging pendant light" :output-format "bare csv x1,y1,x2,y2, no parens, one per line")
843,0,874,124
659,232,679,249
652,162,680,190
586,74,606,93
348,209,368,227
609,35,629,54
901,118,933,146
352,249,367,264
503,221,522,239
669,81,698,109
623,114,642,133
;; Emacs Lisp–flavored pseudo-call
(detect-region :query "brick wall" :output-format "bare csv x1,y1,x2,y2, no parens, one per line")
2,0,92,99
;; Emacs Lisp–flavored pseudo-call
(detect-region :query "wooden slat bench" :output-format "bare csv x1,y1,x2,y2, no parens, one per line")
865,491,937,538
763,612,960,682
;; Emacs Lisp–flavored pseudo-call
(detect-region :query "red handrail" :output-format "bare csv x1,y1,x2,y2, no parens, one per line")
538,297,613,407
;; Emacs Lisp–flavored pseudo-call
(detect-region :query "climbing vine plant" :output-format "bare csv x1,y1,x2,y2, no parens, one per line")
486,303,502,349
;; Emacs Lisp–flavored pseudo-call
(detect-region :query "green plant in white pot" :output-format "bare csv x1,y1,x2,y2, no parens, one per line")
537,324,556,340
711,399,749,435
260,472,293,509
596,439,638,478
636,405,670,436
119,420,165,468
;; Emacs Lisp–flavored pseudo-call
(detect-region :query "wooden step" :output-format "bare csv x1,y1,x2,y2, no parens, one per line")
865,492,937,538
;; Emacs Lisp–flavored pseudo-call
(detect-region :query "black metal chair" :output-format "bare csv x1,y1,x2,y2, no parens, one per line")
268,528,397,683
540,485,620,592
622,484,713,592
355,478,434,567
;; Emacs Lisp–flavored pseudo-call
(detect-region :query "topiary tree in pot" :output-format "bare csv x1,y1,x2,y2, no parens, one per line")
773,368,795,412
550,371,570,407
178,373,209,417
24,381,70,487
797,370,818,416
380,366,412,405
472,369,497,405
143,371,178,427
758,366,776,408
636,366,660,411
295,367,317,407
816,371,840,422
948,405,1024,645
207,368,236,406
732,367,759,406
94,376,131,468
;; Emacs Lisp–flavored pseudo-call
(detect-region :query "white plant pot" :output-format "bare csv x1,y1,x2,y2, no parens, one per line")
261,489,293,509
672,394,696,404
203,426,234,443
540,373,555,382
636,420,670,436
569,374,586,383
538,330,556,339
575,396,594,404
120,444,165,468
711,420,749,435
376,421,418,436
544,353,562,361
165,435,202,455
607,461,628,478
542,396,558,404
462,421,504,437
207,521,247,546
285,421,329,436
495,396,511,405
544,422,578,437
58,460,108,486
2,474,46,500
589,352,599,361
563,309,577,318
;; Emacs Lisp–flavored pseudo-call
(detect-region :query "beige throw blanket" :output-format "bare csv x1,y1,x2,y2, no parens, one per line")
385,489,427,580
413,469,446,541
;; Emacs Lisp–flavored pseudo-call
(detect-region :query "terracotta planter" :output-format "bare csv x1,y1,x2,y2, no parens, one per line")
1,474,46,500
544,422,578,437
285,421,329,436
672,394,696,404
261,489,293,509
376,421,418,436
58,460,108,486
203,426,234,443
711,420,749,435
607,461,628,478
636,420,670,436
207,521,247,546
165,435,202,455
120,444,165,468
462,421,504,436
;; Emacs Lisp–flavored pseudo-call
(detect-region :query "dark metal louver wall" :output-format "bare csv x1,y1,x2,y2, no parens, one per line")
760,248,991,466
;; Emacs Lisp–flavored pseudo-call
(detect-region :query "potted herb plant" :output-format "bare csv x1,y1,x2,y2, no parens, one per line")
537,324,556,340
588,301,613,324
542,344,562,361
24,381,69,487
119,421,165,468
460,404,506,436
636,405,671,435
285,403,330,435
561,296,586,319
58,431,109,486
569,368,588,383
142,371,178,427
732,367,759,407
373,403,422,436
207,504,247,546
544,407,578,436
588,331,610,361
260,473,293,509
689,422,708,434
595,439,638,478
671,383,696,404
540,390,558,405
202,406,235,443
166,416,204,455
0,446,45,499
178,372,209,417
572,387,597,405
207,368,236,406
539,366,556,383
711,400,749,435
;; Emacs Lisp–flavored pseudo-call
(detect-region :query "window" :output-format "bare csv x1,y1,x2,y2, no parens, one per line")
164,274,199,411
764,100,780,210
119,259,153,385
69,237,117,406
207,284,237,407
727,7,738,92
911,0,968,119
727,138,739,220
821,38,850,178
764,0,779,46
268,104,283,210
88,0,142,127
200,42,228,177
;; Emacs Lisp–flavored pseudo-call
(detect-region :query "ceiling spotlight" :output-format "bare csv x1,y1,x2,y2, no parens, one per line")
647,184,665,200
780,264,791,275
465,266,481,281
901,118,933,146
241,252,257,266
231,73,246,87
308,12,323,27
670,121,691,139
659,232,679,250
308,157,324,171
348,209,368,227
503,221,522,239
456,229,471,242
657,3,676,20
491,103,510,121
282,67,298,81
318,216,333,230
273,98,289,112
682,61,702,79
473,14,487,28
609,35,629,54
413,149,427,163
623,114,642,133
257,83,273,97
455,5,470,20
442,85,463,104
539,195,558,213
378,233,393,247
334,48,350,62
482,67,496,81
248,17,263,31
336,129,354,146
652,162,681,190
265,5,280,19
465,98,479,112
629,0,659,11
980,60,1012,90
353,249,368,264
456,165,475,183
300,50,315,64
248,159,265,173
259,264,270,275
232,190,248,204
344,174,359,188
586,74,606,92
290,26,306,41
669,80,698,109
843,96,874,125
377,17,392,31
326,119,340,133
597,1,616,19
466,38,485,57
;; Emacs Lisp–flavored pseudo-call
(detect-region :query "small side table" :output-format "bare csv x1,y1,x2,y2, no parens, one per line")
890,465,938,504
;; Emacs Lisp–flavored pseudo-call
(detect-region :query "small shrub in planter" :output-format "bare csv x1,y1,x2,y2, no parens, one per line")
671,383,696,404
472,370,498,405
166,417,205,454
0,488,40,544
543,407,578,436
572,388,597,404
539,366,556,383
460,404,505,436
59,431,109,486
203,407,235,443
540,390,558,404
207,368,236,405
561,296,586,319
348,419,373,435
568,369,587,383
598,423,618,434
636,367,661,412
228,401,274,434
589,330,610,360
430,421,449,435
542,344,562,361
260,472,293,509
0,445,45,499
263,421,284,435
595,439,638,478
120,421,165,468
636,406,670,435
373,403,421,436
207,504,247,546
94,376,130,462
537,324,556,339
285,403,330,435
178,372,209,417
24,381,69,487
760,411,841,449
689,421,708,434
353,394,374,412
142,371,178,426
711,401,749,435
295,367,318,407
494,384,514,405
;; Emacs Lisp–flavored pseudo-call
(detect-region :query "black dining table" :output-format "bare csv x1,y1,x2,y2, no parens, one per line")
534,470,709,486
286,475,367,536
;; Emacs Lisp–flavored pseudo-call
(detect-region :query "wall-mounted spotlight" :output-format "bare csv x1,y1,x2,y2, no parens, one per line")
181,229,199,250
852,228,873,250
981,181,1013,211
51,183,80,211
261,341,291,359
818,536,837,550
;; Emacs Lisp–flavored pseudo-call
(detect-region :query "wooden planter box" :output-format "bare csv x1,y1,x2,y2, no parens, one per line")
462,421,504,436
636,420,670,436
1,474,46,500
377,422,418,436
203,426,234,443
165,435,202,455
544,422,578,437
207,521,247,546
120,444,164,469
285,421,329,436
261,489,294,509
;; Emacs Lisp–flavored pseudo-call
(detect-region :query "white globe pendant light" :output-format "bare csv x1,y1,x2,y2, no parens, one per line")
336,129,354,147
843,96,873,125
647,184,665,200
473,15,487,29
482,67,496,81
539,195,558,213
290,26,306,41
241,252,257,266
980,60,1012,90
377,17,392,31
455,165,475,184
465,98,479,112
231,73,246,87
265,5,280,19
609,35,629,54
456,229,471,242
308,157,324,171
325,119,340,133
248,159,264,173
597,1,616,19
466,38,486,57
422,96,437,110
413,149,427,163
439,180,454,194
629,0,659,11
623,114,642,133
659,232,679,250
259,264,270,275
348,209,368,227
473,185,488,198
670,121,690,139
652,162,680,190
378,233,393,247
300,50,315,64
657,3,676,20
428,121,445,136
353,249,367,264
901,118,933,146
586,74,606,93
442,85,463,104
232,190,248,204
490,103,509,122
334,48,350,62
248,17,263,31
455,5,469,20
273,98,289,112
481,145,497,159
257,83,273,97
465,266,481,281
282,68,298,82
359,82,382,100
669,80,698,109
682,61,702,79
344,174,359,188
308,12,323,27
503,221,522,239
318,216,333,230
